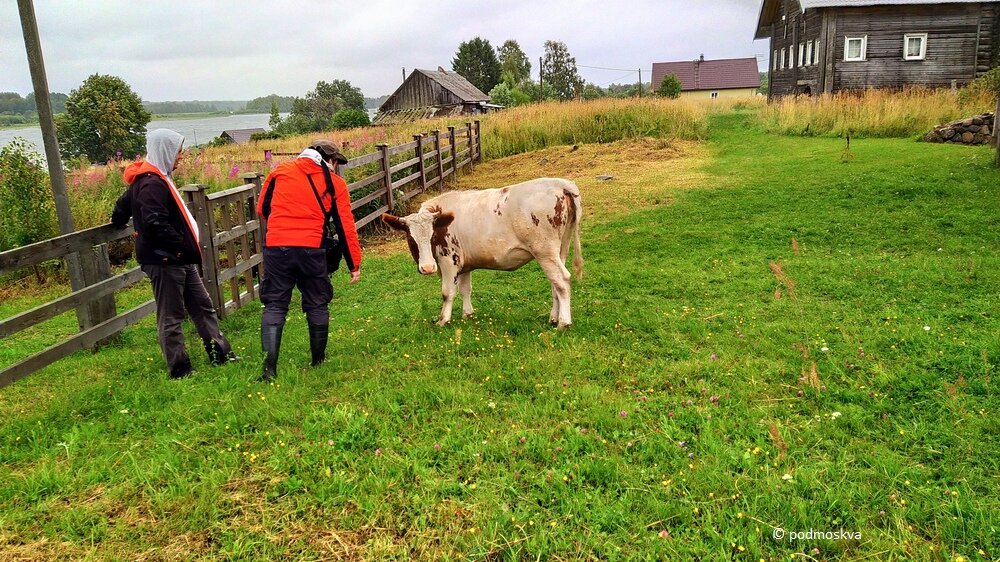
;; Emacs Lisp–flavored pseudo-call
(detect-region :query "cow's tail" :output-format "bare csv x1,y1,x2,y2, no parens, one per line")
570,185,584,282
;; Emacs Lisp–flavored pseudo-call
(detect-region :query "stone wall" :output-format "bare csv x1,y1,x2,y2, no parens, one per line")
922,113,994,145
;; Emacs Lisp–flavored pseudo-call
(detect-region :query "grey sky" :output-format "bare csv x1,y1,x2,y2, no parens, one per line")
1,1,769,102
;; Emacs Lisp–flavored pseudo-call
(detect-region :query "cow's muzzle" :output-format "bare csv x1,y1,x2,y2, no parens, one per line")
419,263,437,275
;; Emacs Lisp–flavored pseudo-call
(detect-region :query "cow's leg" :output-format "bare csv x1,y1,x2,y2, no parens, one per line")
437,270,459,326
537,256,573,328
549,285,559,326
458,272,474,318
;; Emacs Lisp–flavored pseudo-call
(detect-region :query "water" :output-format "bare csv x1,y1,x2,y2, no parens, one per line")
0,109,380,155
0,113,280,158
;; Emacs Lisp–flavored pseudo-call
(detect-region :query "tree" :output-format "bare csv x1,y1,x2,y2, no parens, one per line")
657,74,683,98
488,82,515,107
757,72,769,96
581,83,605,100
281,79,365,134
497,39,531,87
452,37,502,95
268,101,282,129
541,40,583,100
0,138,55,250
56,74,150,163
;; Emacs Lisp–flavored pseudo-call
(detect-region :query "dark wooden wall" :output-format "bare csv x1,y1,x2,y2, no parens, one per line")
766,2,999,98
381,73,465,112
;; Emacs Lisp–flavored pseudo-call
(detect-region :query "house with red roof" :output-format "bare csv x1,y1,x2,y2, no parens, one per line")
650,56,762,100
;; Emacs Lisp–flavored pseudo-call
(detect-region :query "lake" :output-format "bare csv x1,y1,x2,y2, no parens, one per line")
0,109,377,161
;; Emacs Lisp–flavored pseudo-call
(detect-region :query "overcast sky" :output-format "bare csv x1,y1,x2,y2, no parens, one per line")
1,1,769,102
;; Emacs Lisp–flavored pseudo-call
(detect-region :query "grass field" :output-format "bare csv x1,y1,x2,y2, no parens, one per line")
1,108,999,560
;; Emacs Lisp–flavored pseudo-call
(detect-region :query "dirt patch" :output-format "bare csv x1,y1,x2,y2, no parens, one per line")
373,137,710,254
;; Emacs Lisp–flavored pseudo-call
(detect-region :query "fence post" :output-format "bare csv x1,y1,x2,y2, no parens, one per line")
378,143,394,213
433,130,444,189
181,184,224,314
465,122,474,172
79,242,117,346
448,126,457,181
474,120,482,162
414,134,426,192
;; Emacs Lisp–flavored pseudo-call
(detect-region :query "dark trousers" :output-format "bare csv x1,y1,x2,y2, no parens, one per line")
260,247,332,326
141,263,231,377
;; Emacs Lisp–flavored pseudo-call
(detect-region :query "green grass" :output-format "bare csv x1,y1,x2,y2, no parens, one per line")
1,110,998,560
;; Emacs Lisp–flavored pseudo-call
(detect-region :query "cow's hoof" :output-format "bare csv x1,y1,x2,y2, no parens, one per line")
549,318,559,326
463,312,475,319
556,322,572,330
435,319,450,327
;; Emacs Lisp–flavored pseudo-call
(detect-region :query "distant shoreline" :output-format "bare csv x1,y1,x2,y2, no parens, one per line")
0,111,270,131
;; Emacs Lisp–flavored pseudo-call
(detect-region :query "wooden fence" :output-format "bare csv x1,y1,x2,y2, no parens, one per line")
0,121,481,388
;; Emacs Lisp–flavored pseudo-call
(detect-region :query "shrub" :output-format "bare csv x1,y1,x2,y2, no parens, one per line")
331,109,371,130
657,75,682,99
0,138,56,251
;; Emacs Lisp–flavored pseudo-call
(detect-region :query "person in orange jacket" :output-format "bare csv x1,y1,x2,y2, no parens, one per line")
112,128,237,378
256,139,362,381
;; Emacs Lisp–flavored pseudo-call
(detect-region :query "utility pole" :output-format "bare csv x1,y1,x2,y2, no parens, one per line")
638,68,642,98
539,56,544,101
18,0,91,328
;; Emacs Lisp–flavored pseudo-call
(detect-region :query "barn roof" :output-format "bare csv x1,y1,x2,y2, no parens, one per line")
220,128,265,144
650,57,761,92
414,68,490,102
755,0,1000,38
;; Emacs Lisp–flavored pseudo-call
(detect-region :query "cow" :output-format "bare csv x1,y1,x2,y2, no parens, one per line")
382,177,583,328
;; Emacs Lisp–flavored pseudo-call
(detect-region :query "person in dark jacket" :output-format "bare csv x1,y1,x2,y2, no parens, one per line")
111,128,237,378
256,139,363,381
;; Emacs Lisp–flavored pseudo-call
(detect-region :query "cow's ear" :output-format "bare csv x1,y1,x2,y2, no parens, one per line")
382,213,407,231
433,212,455,229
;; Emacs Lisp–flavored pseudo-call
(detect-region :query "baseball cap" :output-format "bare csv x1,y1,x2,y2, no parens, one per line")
310,139,349,164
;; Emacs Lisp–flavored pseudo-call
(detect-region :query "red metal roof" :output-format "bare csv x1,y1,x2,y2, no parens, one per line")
650,57,761,92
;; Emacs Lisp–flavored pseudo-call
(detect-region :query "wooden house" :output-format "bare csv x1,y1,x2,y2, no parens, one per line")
754,0,1000,98
219,128,265,144
374,68,492,125
650,56,762,99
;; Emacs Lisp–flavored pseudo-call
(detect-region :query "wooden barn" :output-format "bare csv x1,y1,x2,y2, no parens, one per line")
374,67,492,125
219,128,265,144
755,0,1000,98
650,56,761,99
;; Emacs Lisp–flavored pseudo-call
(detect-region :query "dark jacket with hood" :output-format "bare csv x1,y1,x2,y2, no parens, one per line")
112,161,201,266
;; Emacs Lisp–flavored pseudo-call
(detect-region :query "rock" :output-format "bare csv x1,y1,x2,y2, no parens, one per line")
538,158,549,165
973,117,985,126
982,126,992,137
968,125,981,133
922,131,942,143
962,118,975,127
974,133,987,144
596,175,614,181
940,127,955,139
962,132,975,143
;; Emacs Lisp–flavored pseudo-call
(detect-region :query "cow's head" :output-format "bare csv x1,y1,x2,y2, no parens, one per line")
382,208,454,275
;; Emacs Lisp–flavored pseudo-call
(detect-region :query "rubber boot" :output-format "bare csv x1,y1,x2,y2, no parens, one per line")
205,338,240,365
308,323,329,367
259,323,284,382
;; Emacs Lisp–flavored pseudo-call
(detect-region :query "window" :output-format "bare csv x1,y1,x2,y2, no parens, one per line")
773,50,778,70
798,43,805,67
844,36,867,61
806,41,813,66
711,91,719,99
780,48,786,69
814,40,821,65
904,33,927,60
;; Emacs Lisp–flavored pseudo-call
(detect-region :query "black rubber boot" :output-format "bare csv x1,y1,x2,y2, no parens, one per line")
308,323,329,367
259,324,284,382
205,338,240,365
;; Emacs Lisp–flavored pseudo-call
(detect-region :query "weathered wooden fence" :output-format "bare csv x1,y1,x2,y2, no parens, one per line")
0,121,481,388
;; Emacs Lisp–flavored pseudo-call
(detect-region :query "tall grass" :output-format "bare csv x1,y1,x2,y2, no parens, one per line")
754,87,995,138
478,98,718,160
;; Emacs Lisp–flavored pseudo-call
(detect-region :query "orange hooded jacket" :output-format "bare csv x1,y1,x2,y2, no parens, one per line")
257,158,362,272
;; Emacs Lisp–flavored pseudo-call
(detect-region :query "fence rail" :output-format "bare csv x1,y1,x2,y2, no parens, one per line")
0,121,481,388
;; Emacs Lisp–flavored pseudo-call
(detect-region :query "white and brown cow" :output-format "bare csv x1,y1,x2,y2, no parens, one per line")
383,177,583,328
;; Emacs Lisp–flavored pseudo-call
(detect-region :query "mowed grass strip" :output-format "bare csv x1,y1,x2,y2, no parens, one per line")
1,112,998,560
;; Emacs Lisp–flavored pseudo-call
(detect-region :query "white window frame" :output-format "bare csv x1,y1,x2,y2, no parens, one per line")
844,35,867,62
780,48,786,69
773,50,778,70
806,41,813,66
904,33,927,60
814,40,821,65
710,91,719,99
798,43,805,67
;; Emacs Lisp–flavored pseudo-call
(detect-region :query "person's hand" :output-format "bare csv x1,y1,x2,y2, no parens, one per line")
350,270,361,284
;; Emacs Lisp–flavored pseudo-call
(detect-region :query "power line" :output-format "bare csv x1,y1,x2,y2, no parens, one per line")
577,64,641,72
